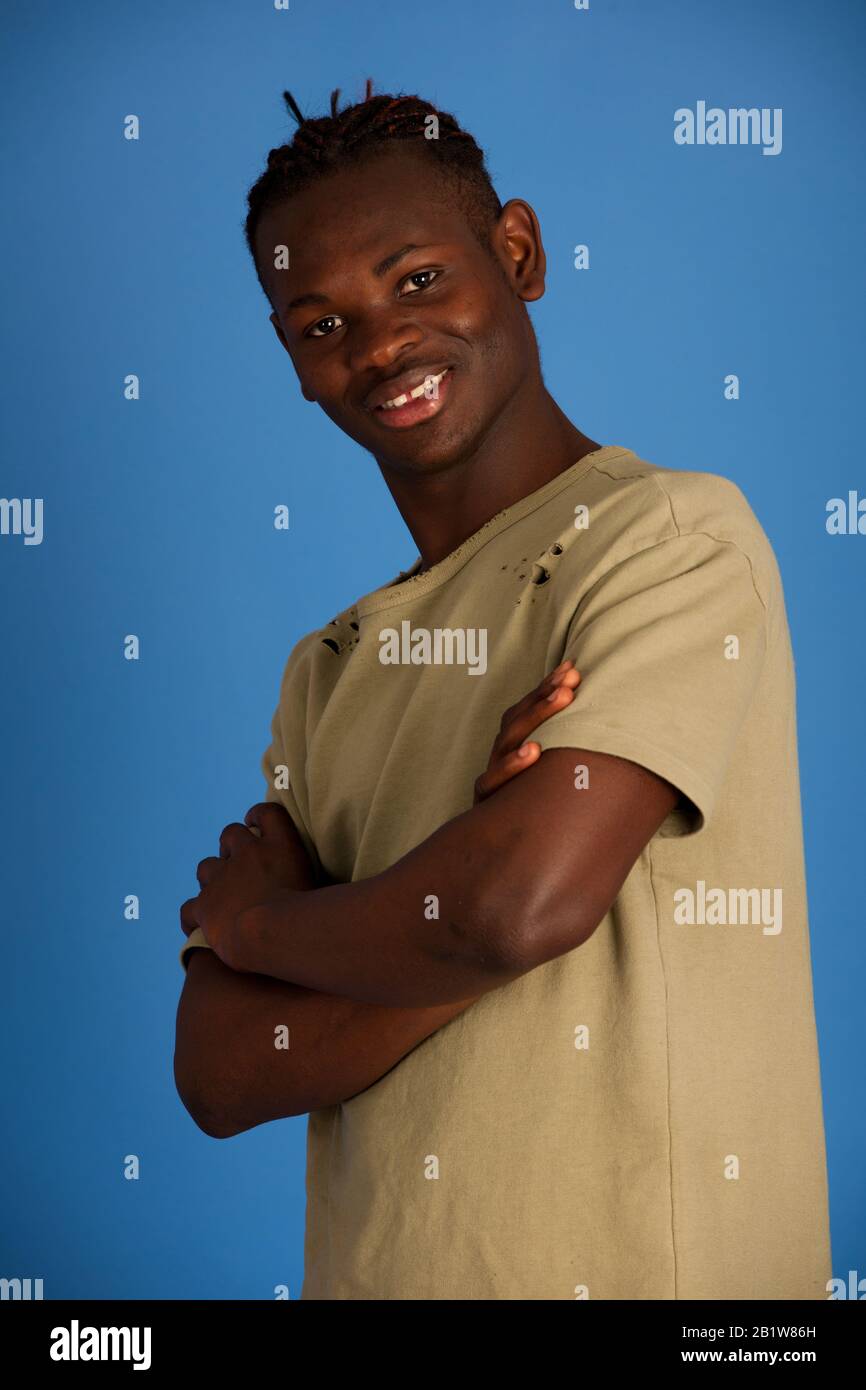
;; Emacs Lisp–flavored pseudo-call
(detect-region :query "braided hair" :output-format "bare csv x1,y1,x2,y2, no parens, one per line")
244,79,503,298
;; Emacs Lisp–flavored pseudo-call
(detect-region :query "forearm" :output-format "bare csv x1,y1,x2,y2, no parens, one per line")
175,948,481,1136
232,796,536,1007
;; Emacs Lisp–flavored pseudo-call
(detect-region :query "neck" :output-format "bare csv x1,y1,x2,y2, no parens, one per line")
375,378,600,572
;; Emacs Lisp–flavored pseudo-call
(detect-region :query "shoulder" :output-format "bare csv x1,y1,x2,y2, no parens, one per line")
271,589,371,707
566,447,782,614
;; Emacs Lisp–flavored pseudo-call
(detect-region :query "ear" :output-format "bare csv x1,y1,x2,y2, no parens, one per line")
269,312,316,401
493,199,546,304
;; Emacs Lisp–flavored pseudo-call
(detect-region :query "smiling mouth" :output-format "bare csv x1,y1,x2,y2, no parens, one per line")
377,367,450,410
370,367,454,429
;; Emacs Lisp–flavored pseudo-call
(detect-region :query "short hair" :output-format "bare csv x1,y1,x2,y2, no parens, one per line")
244,79,504,300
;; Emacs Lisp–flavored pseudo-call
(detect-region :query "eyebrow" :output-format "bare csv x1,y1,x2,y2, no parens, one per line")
281,243,427,313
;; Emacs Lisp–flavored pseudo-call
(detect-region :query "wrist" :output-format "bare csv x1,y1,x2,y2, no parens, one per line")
231,892,295,974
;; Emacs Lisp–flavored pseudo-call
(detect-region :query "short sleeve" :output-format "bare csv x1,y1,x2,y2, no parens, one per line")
179,926,210,972
259,693,322,875
531,532,769,837
178,683,321,973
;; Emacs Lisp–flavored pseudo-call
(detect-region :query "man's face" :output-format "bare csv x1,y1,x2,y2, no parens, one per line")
256,147,539,476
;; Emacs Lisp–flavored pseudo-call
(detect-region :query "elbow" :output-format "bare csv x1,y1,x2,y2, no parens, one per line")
174,1053,242,1140
472,877,600,975
179,1087,243,1140
521,896,602,970
174,1052,304,1137
189,1103,238,1141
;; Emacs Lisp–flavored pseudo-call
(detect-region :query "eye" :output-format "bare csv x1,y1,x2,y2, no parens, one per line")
398,268,442,296
302,269,442,338
306,314,345,339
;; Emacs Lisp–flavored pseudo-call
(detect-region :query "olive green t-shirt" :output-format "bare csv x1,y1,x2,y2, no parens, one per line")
181,444,831,1300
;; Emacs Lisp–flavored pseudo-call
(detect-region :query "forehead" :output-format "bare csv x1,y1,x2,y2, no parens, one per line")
256,147,473,288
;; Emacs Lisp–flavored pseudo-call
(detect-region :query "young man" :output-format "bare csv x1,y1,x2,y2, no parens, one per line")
174,83,831,1301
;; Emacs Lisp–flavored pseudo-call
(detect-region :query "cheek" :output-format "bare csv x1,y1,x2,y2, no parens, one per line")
446,280,521,374
297,358,344,408
441,275,497,341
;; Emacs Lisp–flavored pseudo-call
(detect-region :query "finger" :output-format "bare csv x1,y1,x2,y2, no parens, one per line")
543,658,575,688
495,669,581,756
488,663,575,764
545,666,581,701
218,821,257,858
179,896,199,937
505,660,576,723
195,854,222,888
474,742,541,803
244,801,294,841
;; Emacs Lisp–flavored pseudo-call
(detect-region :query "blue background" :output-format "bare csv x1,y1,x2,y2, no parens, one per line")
1,0,863,1298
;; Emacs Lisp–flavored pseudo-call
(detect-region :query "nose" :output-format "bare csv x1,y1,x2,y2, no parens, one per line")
347,308,425,376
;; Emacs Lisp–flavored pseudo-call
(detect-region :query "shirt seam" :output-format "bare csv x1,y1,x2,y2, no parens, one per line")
326,1107,337,1292
647,472,770,615
534,716,717,824
353,447,631,618
647,837,679,1300
561,531,771,665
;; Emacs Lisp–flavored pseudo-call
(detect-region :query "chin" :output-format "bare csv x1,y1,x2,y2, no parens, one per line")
388,428,477,474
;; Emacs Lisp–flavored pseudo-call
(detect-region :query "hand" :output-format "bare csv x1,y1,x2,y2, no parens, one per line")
473,659,581,804
179,801,316,968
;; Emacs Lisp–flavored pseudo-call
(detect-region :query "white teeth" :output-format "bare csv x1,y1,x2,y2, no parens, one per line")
380,367,449,410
